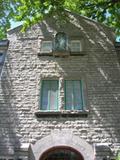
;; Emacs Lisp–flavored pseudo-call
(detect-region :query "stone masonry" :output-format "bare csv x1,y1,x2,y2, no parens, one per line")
0,11,120,160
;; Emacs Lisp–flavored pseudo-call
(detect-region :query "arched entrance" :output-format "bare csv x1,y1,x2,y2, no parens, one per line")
40,146,84,160
30,130,94,160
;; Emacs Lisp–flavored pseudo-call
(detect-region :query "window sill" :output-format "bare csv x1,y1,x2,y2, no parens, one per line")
35,110,89,118
38,51,53,56
37,51,86,57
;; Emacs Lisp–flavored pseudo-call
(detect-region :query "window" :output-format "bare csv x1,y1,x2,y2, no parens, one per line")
41,80,58,110
40,41,52,53
70,40,81,52
65,80,84,110
0,53,4,64
54,32,67,51
39,34,84,56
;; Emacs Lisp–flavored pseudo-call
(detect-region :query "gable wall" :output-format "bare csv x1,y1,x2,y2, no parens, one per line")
0,14,120,159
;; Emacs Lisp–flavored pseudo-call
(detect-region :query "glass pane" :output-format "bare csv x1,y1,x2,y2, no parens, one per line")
0,53,4,64
65,80,83,110
65,81,73,110
55,32,67,51
41,80,58,110
71,41,80,52
49,81,58,110
41,81,50,110
41,41,52,52
74,81,82,110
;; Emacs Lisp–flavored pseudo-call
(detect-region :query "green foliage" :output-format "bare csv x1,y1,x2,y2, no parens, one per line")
116,151,120,160
0,0,120,39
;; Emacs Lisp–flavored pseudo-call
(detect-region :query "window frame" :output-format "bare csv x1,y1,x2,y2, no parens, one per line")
0,53,4,64
54,32,68,52
36,78,89,118
40,41,53,53
64,80,84,111
40,80,59,111
70,40,81,53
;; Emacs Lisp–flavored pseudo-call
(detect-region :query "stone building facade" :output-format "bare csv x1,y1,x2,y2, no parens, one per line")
0,11,120,160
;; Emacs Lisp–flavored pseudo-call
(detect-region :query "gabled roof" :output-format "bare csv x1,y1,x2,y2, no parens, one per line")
7,10,114,34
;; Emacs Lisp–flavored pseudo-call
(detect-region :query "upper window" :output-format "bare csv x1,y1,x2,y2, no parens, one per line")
41,80,58,111
39,34,83,56
40,41,52,53
54,32,67,51
70,40,81,52
65,80,84,110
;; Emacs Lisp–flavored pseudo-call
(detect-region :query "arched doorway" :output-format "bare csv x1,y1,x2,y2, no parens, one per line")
30,130,94,160
40,146,84,160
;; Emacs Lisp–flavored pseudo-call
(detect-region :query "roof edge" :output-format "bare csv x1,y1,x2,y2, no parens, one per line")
7,25,23,34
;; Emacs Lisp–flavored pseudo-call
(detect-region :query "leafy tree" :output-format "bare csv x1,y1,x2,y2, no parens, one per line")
0,0,120,39
116,151,120,160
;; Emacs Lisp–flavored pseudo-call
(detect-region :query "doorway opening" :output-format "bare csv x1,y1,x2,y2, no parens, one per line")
40,146,84,160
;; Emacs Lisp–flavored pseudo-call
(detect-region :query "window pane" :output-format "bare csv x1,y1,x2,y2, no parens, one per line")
71,41,81,52
49,81,58,110
65,80,83,110
74,81,82,110
41,41,52,52
55,32,67,51
65,81,74,110
41,80,58,110
0,53,4,64
41,81,50,110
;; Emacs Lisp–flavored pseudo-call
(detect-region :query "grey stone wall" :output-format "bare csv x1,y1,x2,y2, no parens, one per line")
0,12,120,159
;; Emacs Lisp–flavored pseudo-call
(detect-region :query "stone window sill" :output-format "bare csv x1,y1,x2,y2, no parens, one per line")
37,51,86,56
35,110,89,118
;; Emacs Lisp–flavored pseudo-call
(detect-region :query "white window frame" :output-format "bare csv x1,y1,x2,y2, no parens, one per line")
40,41,52,53
70,40,81,52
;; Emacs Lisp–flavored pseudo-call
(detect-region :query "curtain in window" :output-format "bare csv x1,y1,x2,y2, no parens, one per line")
65,80,83,110
41,80,58,110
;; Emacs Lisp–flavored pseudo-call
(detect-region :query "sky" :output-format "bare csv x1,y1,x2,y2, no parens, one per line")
10,20,22,29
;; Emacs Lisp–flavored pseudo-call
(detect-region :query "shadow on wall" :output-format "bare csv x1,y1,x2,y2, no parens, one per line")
0,54,21,156
5,12,120,158
34,13,120,149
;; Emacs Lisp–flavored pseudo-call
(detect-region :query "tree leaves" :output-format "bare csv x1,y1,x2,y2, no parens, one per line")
0,0,120,39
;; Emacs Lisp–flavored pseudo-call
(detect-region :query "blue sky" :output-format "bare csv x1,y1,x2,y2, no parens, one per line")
10,20,22,29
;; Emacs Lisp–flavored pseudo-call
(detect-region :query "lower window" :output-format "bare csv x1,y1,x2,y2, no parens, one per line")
41,80,58,111
65,80,84,110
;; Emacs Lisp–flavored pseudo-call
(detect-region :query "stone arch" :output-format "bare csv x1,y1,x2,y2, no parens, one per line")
31,130,94,160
